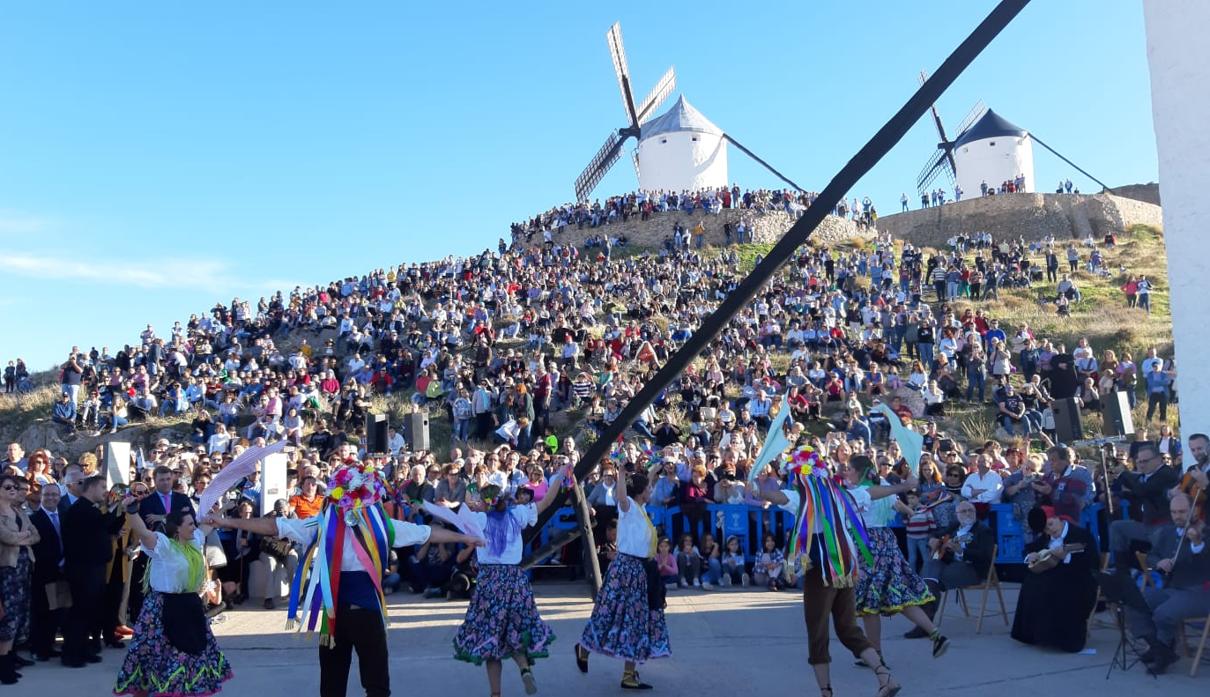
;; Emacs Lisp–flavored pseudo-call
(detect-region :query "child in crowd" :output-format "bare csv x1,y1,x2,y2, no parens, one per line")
899,492,936,573
656,537,679,589
676,534,702,589
720,535,749,587
752,533,785,591
699,532,722,589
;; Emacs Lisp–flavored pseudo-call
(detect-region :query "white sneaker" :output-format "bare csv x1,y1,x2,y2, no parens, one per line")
720,575,732,587
702,582,714,590
692,579,702,588
741,573,750,587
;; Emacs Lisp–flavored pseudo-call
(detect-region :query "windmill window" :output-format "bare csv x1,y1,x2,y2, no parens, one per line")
661,138,668,144
691,136,699,141
989,141,996,147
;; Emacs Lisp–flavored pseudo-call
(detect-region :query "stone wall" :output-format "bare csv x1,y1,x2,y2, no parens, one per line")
1109,182,1161,206
532,208,875,251
873,192,1163,249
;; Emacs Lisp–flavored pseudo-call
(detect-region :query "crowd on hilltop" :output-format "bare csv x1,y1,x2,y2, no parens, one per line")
509,186,882,248
0,185,1200,683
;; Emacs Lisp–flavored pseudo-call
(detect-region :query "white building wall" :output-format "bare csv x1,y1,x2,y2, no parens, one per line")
637,130,728,193
1144,0,1210,439
954,136,1035,196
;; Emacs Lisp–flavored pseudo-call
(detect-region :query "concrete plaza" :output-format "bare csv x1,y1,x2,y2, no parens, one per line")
17,580,1205,696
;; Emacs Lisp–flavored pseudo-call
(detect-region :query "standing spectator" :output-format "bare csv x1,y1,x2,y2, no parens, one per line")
0,473,38,683
60,475,125,668
29,485,66,661
1145,360,1171,421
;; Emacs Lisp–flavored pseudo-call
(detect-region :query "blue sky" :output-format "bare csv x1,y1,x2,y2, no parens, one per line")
1,1,1156,371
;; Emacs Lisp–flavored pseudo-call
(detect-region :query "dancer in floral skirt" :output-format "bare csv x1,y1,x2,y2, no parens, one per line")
845,457,950,663
575,458,669,690
453,465,570,696
114,499,232,697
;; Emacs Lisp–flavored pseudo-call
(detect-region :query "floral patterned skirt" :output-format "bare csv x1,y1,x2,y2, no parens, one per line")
0,552,31,643
580,553,671,663
453,564,555,664
855,527,934,616
114,590,233,697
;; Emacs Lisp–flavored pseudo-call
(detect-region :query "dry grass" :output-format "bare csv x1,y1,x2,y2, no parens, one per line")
0,384,61,441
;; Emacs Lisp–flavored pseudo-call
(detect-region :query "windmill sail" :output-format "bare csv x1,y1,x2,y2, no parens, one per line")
576,131,623,202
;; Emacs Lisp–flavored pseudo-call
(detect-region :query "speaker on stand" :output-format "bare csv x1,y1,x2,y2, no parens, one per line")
1052,397,1083,445
405,411,430,452
1101,390,1135,437
366,413,389,454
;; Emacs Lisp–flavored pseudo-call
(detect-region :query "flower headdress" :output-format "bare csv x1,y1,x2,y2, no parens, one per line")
327,457,390,524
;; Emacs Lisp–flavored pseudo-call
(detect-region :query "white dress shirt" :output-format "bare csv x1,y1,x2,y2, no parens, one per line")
961,470,1003,503
276,516,430,572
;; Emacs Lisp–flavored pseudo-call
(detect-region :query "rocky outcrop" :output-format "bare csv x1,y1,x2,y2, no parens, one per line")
874,192,1163,248
17,420,192,462
1109,182,1161,207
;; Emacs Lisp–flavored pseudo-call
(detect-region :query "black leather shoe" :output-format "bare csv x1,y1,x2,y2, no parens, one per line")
574,643,589,674
85,654,104,664
12,655,33,668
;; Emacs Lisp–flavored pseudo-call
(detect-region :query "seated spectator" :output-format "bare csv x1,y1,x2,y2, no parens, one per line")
675,534,703,589
52,392,77,432
921,501,995,596
752,534,785,590
719,535,748,587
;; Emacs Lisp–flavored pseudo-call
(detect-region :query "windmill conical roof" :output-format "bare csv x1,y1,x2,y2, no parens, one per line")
639,95,723,141
953,109,1027,147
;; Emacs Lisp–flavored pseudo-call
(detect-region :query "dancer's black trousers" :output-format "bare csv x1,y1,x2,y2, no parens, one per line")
319,605,391,697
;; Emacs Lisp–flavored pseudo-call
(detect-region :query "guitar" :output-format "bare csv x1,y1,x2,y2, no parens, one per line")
1026,543,1086,573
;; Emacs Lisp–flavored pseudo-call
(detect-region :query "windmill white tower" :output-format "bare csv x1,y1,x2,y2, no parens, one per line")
636,96,728,193
952,109,1035,195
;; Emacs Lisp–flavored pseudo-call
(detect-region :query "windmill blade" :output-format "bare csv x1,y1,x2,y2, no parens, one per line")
955,99,987,137
575,131,625,203
632,148,641,181
606,22,640,127
635,66,676,125
916,149,953,194
918,70,957,179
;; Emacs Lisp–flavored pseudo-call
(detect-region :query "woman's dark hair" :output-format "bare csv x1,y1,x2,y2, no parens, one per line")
849,455,879,486
628,473,649,495
164,508,195,539
0,473,22,490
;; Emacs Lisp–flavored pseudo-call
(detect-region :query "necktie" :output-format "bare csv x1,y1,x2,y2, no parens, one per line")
49,511,60,538
162,493,171,513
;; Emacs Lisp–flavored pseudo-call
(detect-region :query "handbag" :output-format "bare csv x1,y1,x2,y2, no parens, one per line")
643,558,666,611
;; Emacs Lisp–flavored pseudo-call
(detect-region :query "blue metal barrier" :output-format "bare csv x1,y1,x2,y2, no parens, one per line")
538,498,1131,566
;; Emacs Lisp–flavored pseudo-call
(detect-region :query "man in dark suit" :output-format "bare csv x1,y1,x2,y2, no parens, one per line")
1128,493,1210,674
1110,441,1181,567
128,465,196,620
60,475,126,667
29,485,67,660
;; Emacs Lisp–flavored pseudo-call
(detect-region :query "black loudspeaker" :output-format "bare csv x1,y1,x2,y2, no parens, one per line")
366,413,389,454
405,411,430,452
1052,397,1083,444
1102,390,1135,437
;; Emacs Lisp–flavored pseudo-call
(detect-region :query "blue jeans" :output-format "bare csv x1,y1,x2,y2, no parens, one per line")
702,558,722,585
632,420,656,439
907,536,930,573
453,418,471,442
918,343,935,368
966,367,986,402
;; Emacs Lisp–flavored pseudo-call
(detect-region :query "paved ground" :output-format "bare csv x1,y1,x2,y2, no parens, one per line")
16,580,1206,696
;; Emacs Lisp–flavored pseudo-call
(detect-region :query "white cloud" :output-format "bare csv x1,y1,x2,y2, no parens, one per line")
0,252,266,294
0,212,55,235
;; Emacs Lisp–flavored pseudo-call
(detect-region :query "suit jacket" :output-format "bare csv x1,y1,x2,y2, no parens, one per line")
1118,465,1180,525
61,498,126,570
1147,523,1210,591
937,521,996,580
57,492,82,516
137,490,197,525
30,508,64,586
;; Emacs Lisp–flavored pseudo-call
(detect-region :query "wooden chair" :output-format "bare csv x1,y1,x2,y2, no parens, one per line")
1087,552,1114,631
935,544,1008,634
1134,551,1154,589
1175,611,1210,678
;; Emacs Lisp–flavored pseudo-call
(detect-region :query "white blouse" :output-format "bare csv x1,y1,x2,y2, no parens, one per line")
471,503,537,565
141,529,207,594
616,497,657,559
778,487,872,533
276,516,431,572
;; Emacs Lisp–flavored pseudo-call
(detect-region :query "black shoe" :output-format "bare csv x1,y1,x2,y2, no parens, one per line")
574,643,589,674
621,672,653,690
264,598,276,610
904,626,928,639
11,654,33,668
1145,643,1178,675
61,659,87,669
85,654,104,664
932,634,951,658
35,650,61,661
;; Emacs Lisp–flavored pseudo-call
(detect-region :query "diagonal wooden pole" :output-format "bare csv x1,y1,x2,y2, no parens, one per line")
524,0,1034,561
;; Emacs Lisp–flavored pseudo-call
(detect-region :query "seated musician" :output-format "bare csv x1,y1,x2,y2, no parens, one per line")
1011,507,1098,652
1169,433,1208,522
1109,441,1180,569
1126,493,1210,675
920,501,995,596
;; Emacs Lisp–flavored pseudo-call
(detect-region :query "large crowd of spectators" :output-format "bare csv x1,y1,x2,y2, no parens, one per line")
0,184,1195,679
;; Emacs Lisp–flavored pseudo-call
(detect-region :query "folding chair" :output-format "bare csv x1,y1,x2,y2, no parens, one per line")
1088,552,1114,631
935,544,1008,634
1176,611,1210,678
